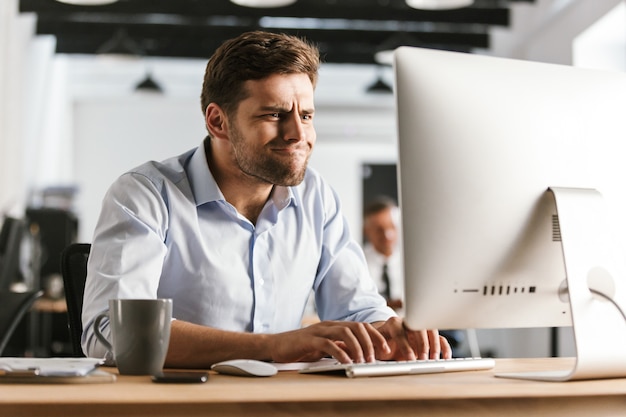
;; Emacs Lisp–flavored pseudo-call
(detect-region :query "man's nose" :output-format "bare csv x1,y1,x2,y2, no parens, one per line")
282,113,307,142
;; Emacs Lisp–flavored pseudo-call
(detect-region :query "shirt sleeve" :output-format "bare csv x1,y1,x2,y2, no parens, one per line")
312,182,396,324
81,172,169,359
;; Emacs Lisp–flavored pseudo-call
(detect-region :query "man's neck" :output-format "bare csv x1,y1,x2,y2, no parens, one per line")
225,184,273,225
205,138,273,225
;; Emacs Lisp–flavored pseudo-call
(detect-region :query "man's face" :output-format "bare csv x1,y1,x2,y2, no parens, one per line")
364,207,399,258
227,73,316,187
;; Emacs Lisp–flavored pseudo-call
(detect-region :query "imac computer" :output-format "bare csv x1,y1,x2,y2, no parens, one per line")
394,46,626,381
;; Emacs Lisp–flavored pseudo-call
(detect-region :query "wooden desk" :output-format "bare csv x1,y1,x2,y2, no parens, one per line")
32,297,67,313
2,358,626,417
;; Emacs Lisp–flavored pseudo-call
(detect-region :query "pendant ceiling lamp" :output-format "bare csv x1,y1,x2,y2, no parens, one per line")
135,72,163,94
406,0,473,10
366,66,393,94
366,77,393,94
96,29,143,59
230,0,297,7
374,32,421,66
55,0,119,5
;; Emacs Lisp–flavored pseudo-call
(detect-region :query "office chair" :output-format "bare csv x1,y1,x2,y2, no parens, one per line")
60,243,91,357
0,289,44,356
0,217,26,291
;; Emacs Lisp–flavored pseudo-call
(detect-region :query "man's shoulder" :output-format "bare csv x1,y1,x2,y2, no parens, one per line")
124,148,197,186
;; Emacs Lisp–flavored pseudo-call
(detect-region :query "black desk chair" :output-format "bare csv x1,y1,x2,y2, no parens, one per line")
0,290,44,356
60,243,91,357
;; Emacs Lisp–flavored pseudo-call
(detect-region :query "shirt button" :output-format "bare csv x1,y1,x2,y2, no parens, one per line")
259,279,265,286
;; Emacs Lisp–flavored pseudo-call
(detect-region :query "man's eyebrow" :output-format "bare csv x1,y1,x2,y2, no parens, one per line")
259,105,315,114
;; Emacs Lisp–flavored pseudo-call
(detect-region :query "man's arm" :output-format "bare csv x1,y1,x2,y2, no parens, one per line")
165,319,394,368
165,320,273,367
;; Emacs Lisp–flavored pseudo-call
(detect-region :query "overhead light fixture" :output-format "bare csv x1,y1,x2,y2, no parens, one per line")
366,77,393,94
55,0,120,5
96,28,143,59
366,67,393,94
406,0,473,10
230,0,297,7
135,71,163,93
374,32,421,65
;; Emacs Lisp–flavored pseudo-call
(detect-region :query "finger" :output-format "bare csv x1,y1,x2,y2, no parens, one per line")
386,320,416,361
331,322,390,363
411,329,430,360
309,321,390,364
368,322,394,361
347,323,376,363
369,321,393,358
316,322,366,363
439,335,453,359
313,337,353,364
358,322,396,362
427,330,441,360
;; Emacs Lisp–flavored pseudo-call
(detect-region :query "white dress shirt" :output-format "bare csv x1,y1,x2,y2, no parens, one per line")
82,141,395,358
363,242,404,303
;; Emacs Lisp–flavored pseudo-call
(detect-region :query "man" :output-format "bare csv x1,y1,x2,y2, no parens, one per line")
362,196,404,310
82,31,451,368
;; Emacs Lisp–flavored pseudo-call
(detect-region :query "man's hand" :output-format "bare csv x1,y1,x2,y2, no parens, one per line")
372,317,452,361
166,319,452,368
267,318,451,364
268,321,391,364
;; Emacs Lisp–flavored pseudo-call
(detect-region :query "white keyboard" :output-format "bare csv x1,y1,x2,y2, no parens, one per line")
299,357,495,378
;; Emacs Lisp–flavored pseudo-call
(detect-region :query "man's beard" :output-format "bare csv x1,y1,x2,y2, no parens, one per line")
229,127,311,186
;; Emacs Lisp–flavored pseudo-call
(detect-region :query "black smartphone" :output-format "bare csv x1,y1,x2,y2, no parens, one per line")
151,371,209,383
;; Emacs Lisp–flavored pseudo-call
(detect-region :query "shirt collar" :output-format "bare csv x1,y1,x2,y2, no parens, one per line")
271,184,297,210
188,138,224,206
188,137,298,210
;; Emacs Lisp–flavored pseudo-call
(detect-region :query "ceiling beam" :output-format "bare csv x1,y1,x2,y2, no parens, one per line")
36,19,488,62
20,0,513,26
18,0,535,64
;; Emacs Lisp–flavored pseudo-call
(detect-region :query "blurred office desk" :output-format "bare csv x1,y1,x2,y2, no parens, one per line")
29,297,71,356
3,358,626,417
32,297,67,313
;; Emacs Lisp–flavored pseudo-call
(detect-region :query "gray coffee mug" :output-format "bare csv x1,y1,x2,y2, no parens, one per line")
94,298,172,375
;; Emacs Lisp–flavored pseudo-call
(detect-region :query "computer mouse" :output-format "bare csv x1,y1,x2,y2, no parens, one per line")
210,359,278,377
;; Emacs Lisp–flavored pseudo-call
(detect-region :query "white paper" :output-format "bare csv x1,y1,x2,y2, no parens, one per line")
0,357,104,377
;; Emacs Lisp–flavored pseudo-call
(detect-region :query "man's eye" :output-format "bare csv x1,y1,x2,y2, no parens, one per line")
302,114,313,121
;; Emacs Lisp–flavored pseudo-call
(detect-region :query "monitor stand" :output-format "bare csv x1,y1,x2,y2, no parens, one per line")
497,187,626,381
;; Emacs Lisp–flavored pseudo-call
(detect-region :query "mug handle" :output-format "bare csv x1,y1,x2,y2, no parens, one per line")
93,312,114,352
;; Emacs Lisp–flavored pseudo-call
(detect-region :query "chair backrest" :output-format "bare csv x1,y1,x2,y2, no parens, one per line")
0,290,43,356
60,243,91,357
0,217,25,291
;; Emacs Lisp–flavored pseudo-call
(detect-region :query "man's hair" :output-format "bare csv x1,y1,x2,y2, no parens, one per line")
363,195,398,219
200,30,320,119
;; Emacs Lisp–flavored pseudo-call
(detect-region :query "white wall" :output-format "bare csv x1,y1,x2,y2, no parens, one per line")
573,1,626,71
0,3,36,216
73,97,207,242
73,93,397,243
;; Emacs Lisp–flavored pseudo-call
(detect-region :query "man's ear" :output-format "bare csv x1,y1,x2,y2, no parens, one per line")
205,103,229,140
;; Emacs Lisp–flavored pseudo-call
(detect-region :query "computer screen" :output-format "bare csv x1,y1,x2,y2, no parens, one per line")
394,47,626,380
